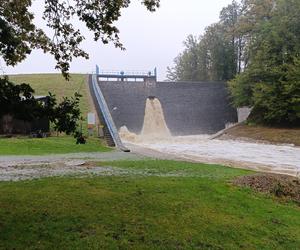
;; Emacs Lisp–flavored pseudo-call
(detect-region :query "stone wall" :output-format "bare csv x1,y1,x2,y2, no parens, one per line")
98,80,237,135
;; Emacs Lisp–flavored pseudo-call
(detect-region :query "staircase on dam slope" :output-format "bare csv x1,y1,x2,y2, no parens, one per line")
100,118,115,147
90,67,238,142
88,74,129,151
103,128,115,147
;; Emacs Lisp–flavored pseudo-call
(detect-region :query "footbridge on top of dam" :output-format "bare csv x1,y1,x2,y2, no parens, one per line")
89,67,238,150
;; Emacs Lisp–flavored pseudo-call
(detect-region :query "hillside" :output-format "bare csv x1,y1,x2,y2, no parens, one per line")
219,124,300,146
9,74,96,132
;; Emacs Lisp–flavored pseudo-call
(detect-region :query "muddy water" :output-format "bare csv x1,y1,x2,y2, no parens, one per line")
119,98,300,176
141,98,171,138
119,97,171,142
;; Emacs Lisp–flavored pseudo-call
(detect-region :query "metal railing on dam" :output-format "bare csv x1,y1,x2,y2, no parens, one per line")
95,66,157,82
91,74,130,152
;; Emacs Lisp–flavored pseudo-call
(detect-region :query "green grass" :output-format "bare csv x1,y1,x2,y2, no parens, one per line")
0,136,111,155
0,160,299,249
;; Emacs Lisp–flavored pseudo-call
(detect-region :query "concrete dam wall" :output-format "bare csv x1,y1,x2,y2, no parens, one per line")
97,80,237,135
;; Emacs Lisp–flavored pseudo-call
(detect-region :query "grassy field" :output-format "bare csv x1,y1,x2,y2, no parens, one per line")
5,74,108,151
0,136,111,155
9,74,94,131
0,160,299,249
222,124,300,146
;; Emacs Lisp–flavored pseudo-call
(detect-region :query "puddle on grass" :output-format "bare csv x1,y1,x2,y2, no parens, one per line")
0,163,203,182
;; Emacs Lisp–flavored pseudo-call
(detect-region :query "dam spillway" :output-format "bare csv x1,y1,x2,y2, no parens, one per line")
96,79,237,136
89,72,300,176
141,97,171,138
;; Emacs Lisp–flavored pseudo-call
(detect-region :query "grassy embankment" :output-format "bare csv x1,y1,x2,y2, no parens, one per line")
9,74,93,128
0,160,299,249
0,74,110,155
221,124,300,146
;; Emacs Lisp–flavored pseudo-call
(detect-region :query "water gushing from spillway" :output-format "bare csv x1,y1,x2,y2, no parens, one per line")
119,97,171,142
141,97,171,138
118,98,300,177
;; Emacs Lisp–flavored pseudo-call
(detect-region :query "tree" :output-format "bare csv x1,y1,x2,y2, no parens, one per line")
0,76,84,134
0,0,160,79
167,24,238,81
234,0,276,69
167,0,299,126
229,0,300,126
203,23,236,81
166,35,201,81
0,76,44,121
50,92,82,135
167,1,243,82
219,0,244,73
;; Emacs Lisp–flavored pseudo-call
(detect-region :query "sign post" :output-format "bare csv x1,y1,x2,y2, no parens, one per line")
87,112,96,136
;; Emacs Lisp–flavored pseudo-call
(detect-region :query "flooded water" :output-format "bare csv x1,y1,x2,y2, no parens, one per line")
119,98,300,176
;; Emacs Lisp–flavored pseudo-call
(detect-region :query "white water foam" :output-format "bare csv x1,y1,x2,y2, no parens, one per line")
119,98,300,176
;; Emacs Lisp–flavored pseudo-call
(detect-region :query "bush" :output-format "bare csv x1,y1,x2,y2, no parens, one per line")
49,92,82,135
0,76,84,141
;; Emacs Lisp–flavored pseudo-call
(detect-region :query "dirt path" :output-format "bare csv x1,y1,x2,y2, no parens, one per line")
0,149,204,181
0,151,149,181
0,151,145,168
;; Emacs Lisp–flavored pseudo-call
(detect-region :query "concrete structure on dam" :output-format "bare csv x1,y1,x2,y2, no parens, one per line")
91,69,238,137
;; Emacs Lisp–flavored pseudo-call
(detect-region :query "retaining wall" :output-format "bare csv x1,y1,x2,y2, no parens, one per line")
98,80,237,135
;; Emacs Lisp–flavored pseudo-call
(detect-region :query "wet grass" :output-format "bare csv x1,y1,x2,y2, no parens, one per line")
100,159,250,179
0,136,111,155
0,160,299,249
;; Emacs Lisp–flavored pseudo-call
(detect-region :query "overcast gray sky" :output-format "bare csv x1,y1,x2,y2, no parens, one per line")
1,0,234,80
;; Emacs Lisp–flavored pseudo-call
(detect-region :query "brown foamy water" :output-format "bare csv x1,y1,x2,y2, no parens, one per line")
141,97,171,138
118,97,300,177
119,97,171,142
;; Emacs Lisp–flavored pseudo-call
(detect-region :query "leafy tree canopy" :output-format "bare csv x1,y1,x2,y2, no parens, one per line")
0,0,160,79
229,0,300,126
168,0,300,126
0,76,45,121
167,1,242,82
